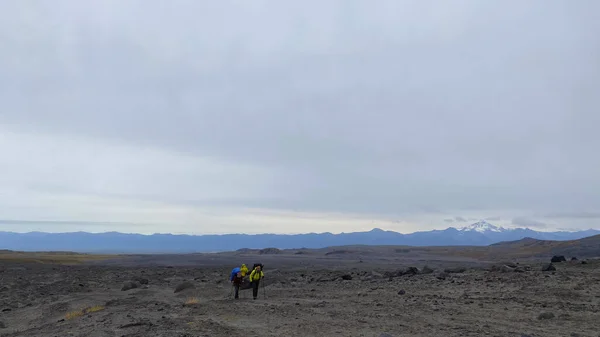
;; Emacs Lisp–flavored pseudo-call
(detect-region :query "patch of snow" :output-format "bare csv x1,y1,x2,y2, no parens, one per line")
459,220,506,233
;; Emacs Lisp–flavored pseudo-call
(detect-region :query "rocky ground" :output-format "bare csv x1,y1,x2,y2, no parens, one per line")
0,256,599,337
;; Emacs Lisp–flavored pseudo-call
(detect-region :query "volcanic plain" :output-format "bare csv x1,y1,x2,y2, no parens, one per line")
1,237,599,337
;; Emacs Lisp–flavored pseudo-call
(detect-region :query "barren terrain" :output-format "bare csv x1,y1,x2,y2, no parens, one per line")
1,239,599,337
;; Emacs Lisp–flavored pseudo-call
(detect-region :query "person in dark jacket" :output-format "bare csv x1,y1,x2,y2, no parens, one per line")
231,271,244,299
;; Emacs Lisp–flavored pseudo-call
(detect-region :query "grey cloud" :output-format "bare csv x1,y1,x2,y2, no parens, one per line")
511,217,548,229
556,227,583,232
543,212,600,219
454,216,468,222
1,1,600,225
0,220,140,227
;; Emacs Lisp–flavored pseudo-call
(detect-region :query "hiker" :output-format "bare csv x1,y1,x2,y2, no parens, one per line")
240,263,249,277
248,264,264,300
231,271,244,299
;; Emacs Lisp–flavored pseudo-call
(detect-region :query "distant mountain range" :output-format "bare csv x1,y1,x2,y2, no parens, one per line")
0,221,598,253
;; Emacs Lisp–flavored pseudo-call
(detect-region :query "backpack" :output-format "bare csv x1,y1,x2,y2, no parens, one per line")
230,267,241,281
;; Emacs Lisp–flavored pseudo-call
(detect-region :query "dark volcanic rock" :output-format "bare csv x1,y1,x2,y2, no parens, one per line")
383,270,402,278
383,267,420,278
133,277,149,285
420,266,434,274
436,272,449,280
119,320,154,328
551,255,566,263
121,281,139,291
397,289,406,295
571,257,578,261
404,267,419,276
174,281,195,293
488,265,502,272
341,274,352,280
444,267,467,274
317,275,338,282
542,263,556,272
538,312,555,320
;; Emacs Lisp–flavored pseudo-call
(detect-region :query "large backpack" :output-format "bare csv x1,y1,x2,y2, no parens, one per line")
230,267,241,281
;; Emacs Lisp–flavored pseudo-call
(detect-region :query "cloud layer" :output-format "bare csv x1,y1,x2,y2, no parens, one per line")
1,1,599,233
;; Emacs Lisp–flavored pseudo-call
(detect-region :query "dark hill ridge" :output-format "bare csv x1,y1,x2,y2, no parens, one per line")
0,221,598,253
304,235,600,260
490,234,600,258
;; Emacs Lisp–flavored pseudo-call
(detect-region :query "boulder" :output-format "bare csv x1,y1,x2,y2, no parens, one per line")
121,282,139,291
317,275,339,282
341,274,353,281
420,266,434,274
542,263,556,272
436,272,449,280
551,255,566,263
444,267,467,274
174,282,195,293
404,267,419,276
133,277,149,285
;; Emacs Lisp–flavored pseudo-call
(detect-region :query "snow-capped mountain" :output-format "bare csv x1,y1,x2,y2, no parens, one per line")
458,220,506,233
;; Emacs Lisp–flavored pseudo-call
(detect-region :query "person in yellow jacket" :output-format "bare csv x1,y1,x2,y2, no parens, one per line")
240,264,249,277
249,265,264,300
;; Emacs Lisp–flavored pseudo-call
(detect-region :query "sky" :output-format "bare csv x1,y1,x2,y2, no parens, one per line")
1,0,599,235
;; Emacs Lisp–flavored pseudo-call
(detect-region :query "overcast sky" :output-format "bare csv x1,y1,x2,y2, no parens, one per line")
1,0,599,234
